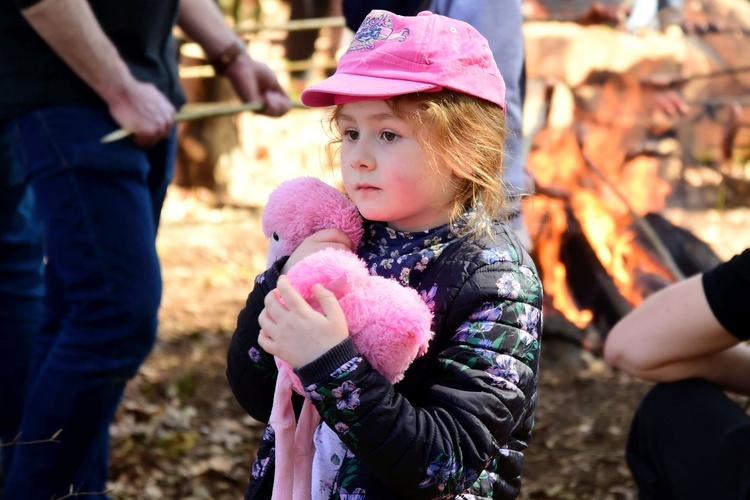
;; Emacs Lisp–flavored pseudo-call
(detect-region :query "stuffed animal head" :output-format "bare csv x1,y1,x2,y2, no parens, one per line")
262,177,364,268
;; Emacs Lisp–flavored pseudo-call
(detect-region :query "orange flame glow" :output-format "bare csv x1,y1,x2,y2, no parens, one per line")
526,128,675,327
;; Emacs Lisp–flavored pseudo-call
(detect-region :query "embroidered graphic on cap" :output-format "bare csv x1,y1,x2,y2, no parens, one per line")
348,12,411,53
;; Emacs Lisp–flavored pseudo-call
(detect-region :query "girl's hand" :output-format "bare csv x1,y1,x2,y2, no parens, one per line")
258,275,349,368
281,228,353,273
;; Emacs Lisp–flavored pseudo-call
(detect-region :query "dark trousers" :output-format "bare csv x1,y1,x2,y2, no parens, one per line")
2,104,176,499
0,128,45,478
627,379,750,499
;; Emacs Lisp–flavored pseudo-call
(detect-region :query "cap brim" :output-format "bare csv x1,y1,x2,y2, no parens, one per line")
301,72,442,107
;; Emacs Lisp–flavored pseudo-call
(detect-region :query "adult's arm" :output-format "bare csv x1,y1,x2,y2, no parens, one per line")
177,0,290,117
18,0,175,146
604,272,750,394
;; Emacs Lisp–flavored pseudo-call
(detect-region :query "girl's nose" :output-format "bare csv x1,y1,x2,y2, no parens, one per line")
349,141,375,170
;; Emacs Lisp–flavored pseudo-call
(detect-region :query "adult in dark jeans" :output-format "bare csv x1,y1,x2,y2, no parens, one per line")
605,250,750,499
0,0,290,497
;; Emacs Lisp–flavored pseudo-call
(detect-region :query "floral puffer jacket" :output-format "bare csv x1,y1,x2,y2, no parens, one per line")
227,220,543,499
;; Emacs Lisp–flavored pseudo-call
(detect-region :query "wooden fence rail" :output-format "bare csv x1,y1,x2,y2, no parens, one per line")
177,15,345,79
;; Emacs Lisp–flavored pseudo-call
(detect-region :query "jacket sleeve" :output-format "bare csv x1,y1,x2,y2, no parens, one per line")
295,256,543,498
226,257,293,423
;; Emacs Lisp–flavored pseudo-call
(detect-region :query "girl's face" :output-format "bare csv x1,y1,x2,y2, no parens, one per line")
337,100,456,232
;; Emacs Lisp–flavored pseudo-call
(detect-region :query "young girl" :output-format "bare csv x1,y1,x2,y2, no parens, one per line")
227,10,543,499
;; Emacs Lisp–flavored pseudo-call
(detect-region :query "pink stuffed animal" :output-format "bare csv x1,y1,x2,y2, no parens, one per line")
261,177,434,500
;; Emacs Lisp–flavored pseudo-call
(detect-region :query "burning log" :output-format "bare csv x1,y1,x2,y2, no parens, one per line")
537,206,721,345
638,212,722,278
578,134,685,282
522,8,749,357
527,126,720,343
559,205,633,337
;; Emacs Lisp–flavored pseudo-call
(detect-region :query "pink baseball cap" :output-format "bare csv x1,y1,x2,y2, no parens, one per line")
301,10,506,109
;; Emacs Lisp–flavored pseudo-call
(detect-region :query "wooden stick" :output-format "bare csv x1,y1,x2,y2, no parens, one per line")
178,58,339,79
641,65,750,88
100,101,306,143
0,429,62,448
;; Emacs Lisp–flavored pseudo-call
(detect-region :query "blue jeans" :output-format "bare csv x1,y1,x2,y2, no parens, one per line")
0,129,45,477
2,104,176,499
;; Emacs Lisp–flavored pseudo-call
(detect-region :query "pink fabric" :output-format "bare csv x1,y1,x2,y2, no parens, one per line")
268,365,300,500
269,249,434,499
301,10,506,109
269,362,319,500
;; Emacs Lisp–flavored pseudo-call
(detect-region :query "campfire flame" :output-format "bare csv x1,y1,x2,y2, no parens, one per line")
525,128,675,329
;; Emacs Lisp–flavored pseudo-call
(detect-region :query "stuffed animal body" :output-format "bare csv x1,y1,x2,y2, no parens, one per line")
285,247,433,384
260,177,434,500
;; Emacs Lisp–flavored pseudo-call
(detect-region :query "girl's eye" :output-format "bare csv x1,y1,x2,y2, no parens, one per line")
381,131,399,142
344,129,359,141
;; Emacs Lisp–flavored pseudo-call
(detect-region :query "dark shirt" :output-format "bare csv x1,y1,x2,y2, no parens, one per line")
0,0,185,121
702,249,750,340
342,0,430,31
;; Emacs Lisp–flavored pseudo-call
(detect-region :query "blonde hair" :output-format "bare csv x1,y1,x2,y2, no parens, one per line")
325,90,508,236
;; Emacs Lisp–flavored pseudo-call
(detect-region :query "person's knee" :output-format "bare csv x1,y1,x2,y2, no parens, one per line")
638,379,707,416
632,379,726,440
650,378,716,401
110,282,161,376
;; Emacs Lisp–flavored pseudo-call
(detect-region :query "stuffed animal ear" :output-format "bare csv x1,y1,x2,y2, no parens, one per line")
323,274,354,298
304,273,354,311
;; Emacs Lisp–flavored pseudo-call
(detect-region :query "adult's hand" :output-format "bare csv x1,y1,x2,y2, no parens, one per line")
177,0,291,118
21,0,176,149
106,78,176,148
224,53,291,118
